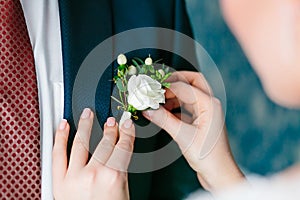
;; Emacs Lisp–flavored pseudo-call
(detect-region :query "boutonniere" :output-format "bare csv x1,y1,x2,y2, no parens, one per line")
112,54,172,125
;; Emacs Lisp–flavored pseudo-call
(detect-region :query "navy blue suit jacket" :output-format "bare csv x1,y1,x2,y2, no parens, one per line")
59,0,201,199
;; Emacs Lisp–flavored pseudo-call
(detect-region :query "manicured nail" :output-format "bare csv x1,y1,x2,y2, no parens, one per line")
59,119,67,130
123,119,132,129
81,108,91,119
106,117,116,127
143,110,154,117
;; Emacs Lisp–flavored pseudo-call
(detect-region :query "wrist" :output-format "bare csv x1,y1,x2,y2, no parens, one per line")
197,161,245,192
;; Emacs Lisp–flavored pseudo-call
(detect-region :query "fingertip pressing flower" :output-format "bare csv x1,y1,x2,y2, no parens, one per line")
119,111,132,127
128,65,137,75
145,56,153,66
117,54,127,65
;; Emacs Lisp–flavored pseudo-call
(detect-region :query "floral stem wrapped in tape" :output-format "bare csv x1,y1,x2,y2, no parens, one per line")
112,54,172,125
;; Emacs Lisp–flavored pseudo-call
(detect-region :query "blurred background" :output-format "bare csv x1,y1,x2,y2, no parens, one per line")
185,0,300,175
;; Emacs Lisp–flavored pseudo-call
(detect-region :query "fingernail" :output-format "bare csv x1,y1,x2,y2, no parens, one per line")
123,119,132,129
106,117,116,127
59,119,67,130
143,110,154,117
81,108,91,119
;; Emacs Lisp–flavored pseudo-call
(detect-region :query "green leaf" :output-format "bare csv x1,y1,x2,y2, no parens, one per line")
150,75,156,80
142,64,148,74
124,69,128,76
133,57,144,64
139,68,145,74
154,58,163,64
155,70,162,79
116,79,126,92
127,104,137,113
162,82,171,88
165,67,169,73
118,70,124,77
113,76,119,82
132,59,142,72
118,64,126,71
149,65,155,73
161,72,172,82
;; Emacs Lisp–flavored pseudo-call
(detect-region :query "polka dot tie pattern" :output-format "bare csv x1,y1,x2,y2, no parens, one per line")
0,0,41,199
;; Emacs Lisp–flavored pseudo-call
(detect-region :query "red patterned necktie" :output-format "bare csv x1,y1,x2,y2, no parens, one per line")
0,0,41,199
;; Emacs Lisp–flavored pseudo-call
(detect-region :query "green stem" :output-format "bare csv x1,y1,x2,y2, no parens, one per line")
118,90,125,110
121,78,127,108
111,96,125,108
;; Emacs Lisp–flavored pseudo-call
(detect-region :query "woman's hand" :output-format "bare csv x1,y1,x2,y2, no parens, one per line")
52,108,135,200
143,71,244,191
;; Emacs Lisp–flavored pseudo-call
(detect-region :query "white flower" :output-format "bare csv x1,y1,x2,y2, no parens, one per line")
117,54,127,65
119,111,132,127
128,65,137,75
158,69,165,77
127,74,165,110
145,57,153,66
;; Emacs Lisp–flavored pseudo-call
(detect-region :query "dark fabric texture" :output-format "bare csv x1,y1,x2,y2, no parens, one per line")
58,0,201,199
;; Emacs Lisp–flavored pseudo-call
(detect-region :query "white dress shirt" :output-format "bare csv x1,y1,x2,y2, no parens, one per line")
21,0,63,199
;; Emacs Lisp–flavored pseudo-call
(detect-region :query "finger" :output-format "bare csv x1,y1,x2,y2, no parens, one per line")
88,117,118,167
68,108,94,172
164,97,195,115
164,97,181,111
167,82,212,117
166,82,210,103
167,71,213,95
164,98,194,121
106,119,135,172
143,106,197,152
52,119,69,184
143,106,183,138
174,112,193,124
